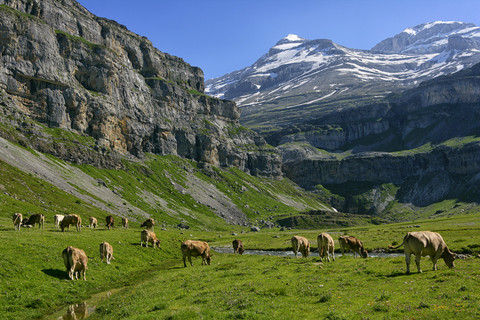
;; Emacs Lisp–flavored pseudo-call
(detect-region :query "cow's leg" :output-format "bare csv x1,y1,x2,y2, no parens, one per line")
331,248,335,261
183,254,187,267
432,256,438,271
188,255,193,266
405,253,411,274
415,253,422,273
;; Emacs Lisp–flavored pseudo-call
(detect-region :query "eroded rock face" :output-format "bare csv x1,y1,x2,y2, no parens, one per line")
0,0,281,177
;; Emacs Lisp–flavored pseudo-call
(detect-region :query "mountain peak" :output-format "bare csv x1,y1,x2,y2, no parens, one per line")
372,21,480,54
276,34,306,45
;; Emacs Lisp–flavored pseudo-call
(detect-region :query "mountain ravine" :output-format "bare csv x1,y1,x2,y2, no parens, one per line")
0,0,281,179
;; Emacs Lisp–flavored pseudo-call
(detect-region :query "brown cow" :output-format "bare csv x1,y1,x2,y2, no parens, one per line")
389,231,456,274
233,239,244,255
140,230,160,248
12,213,22,231
122,217,128,229
62,246,88,280
317,232,335,262
89,217,97,229
54,214,64,229
181,240,212,267
339,236,368,258
99,242,114,264
105,216,114,230
60,214,82,232
140,218,154,230
23,213,44,228
291,235,310,258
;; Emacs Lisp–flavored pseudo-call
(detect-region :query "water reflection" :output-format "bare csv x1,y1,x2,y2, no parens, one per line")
47,291,114,320
59,302,90,320
212,247,402,258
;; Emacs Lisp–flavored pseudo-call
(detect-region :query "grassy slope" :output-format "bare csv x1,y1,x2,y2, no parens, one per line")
1,213,479,319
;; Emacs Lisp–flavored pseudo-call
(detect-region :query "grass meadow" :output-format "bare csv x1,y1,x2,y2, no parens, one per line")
0,212,480,320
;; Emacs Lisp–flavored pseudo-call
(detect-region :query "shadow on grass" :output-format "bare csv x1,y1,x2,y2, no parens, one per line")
42,268,69,280
385,271,407,278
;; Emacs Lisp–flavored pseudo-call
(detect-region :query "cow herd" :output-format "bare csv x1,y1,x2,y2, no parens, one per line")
11,212,457,279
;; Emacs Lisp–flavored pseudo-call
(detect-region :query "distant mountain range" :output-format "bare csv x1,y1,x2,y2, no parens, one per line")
206,21,480,134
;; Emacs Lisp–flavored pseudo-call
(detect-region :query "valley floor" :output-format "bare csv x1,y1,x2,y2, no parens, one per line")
1,214,479,319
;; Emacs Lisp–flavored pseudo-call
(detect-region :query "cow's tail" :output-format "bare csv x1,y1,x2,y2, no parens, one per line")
13,214,21,224
388,235,407,250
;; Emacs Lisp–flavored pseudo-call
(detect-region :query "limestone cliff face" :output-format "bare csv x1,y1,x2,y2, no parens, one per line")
281,63,480,214
0,0,281,177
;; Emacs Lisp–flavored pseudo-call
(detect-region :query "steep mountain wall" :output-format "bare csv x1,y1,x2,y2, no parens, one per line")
0,0,281,177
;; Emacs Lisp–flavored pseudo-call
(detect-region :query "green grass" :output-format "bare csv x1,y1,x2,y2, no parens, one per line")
1,211,480,319
54,29,102,49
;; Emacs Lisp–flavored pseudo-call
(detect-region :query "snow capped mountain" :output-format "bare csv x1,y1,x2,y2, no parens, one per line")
372,21,480,54
205,21,480,131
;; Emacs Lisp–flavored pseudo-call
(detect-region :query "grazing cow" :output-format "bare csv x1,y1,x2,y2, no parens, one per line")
140,229,160,248
122,217,128,229
389,231,456,274
317,232,335,262
105,216,114,230
233,239,244,255
291,236,310,258
54,214,64,229
12,213,22,231
60,214,82,232
23,213,44,228
140,218,154,230
62,246,88,280
181,240,212,267
89,217,97,229
339,236,368,258
99,242,114,264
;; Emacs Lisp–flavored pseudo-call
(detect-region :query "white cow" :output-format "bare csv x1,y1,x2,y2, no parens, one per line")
389,231,456,274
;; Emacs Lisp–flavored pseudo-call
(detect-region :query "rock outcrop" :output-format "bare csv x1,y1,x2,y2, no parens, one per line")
0,0,281,177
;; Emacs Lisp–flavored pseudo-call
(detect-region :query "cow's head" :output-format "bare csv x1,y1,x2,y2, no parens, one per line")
442,249,456,269
154,240,161,248
360,248,368,259
206,252,212,265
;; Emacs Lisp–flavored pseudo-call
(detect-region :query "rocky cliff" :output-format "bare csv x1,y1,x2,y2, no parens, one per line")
281,62,480,215
0,0,281,177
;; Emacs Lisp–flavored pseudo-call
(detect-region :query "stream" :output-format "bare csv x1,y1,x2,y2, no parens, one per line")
212,247,403,258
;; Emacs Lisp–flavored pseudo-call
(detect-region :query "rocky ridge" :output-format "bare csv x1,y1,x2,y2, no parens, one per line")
0,0,281,178
206,21,480,135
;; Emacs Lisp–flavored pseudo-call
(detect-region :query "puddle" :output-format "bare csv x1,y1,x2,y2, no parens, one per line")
212,247,403,258
44,288,120,320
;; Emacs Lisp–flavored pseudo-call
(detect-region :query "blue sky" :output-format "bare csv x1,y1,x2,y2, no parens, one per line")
76,0,480,80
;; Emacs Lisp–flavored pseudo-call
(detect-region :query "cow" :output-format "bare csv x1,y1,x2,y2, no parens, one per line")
317,232,335,262
105,216,114,230
181,240,212,267
89,217,97,229
339,236,368,258
233,239,244,255
54,214,64,229
60,214,82,232
140,218,154,230
23,213,44,228
291,235,310,258
122,217,128,229
389,231,456,274
99,242,114,264
12,213,22,231
140,229,160,248
62,246,88,280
